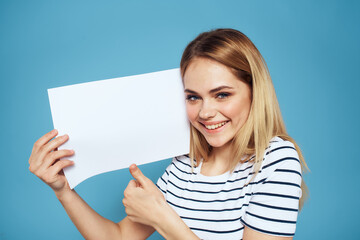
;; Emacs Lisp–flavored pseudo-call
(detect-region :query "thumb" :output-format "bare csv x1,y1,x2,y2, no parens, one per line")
129,164,147,187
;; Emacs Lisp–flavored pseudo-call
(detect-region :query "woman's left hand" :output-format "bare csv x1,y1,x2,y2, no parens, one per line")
122,164,166,227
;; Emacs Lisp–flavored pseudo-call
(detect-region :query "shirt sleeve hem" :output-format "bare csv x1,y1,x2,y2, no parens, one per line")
240,219,295,237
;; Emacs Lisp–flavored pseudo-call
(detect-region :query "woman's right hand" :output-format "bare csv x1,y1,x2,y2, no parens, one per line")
29,129,75,197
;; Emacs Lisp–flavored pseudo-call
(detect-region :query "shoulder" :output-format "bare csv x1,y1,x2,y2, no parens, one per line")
168,154,195,174
261,136,302,175
241,137,303,237
173,154,192,164
156,154,193,194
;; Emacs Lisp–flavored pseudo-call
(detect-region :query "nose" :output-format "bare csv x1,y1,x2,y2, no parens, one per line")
199,101,216,120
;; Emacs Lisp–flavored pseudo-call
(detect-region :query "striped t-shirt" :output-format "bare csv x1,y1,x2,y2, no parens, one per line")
156,137,302,240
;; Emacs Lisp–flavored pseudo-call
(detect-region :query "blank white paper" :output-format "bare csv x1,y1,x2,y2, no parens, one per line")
48,68,190,189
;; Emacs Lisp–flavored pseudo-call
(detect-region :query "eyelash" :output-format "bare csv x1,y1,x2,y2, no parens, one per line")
186,92,231,102
216,92,230,99
186,95,200,101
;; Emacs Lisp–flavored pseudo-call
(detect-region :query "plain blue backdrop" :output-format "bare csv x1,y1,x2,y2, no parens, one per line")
1,0,359,239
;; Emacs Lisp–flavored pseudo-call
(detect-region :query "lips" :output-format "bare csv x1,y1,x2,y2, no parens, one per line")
200,120,229,131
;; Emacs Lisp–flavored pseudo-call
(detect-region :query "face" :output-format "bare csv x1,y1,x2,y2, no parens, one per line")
183,58,252,149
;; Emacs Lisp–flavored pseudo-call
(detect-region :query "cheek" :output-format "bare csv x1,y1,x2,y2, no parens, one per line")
186,104,198,123
224,98,251,123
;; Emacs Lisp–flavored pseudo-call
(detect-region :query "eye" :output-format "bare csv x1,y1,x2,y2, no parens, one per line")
216,92,230,99
186,95,200,101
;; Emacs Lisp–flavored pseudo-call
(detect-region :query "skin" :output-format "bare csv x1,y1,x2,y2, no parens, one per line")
28,57,293,240
184,57,252,176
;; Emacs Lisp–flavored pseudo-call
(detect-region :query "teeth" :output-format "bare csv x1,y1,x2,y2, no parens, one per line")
205,121,227,130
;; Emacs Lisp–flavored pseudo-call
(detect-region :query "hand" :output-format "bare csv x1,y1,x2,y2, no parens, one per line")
122,164,166,227
28,129,75,196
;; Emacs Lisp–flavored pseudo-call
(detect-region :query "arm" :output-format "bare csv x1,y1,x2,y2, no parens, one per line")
55,188,123,240
56,188,156,240
29,130,154,240
122,164,200,240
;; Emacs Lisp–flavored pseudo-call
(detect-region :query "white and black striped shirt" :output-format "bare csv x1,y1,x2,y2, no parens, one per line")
156,137,302,240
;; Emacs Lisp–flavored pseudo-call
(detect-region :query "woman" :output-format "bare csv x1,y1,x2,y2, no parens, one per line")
29,28,308,240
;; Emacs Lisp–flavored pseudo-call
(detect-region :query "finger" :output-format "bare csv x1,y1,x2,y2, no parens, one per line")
38,149,75,174
33,129,58,152
122,198,127,207
127,179,137,189
42,134,70,155
45,159,74,180
29,130,58,166
30,135,69,171
125,206,133,217
36,134,70,165
129,164,148,187
124,179,137,198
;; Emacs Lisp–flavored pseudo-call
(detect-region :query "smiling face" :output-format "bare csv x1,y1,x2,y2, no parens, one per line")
183,57,252,149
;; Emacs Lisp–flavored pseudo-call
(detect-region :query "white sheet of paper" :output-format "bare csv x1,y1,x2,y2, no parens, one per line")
48,68,190,189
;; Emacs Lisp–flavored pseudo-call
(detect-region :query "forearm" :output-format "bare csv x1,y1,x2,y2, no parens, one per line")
154,202,200,240
56,189,121,240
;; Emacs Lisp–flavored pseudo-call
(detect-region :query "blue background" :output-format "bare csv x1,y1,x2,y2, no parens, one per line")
1,0,359,239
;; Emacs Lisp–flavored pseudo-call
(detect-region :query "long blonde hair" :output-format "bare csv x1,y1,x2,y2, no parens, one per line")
180,28,309,209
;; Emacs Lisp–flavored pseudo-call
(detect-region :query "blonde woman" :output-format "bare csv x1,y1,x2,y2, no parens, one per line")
29,28,307,240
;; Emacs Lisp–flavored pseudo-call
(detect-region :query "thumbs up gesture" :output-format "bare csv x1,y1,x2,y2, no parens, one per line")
123,164,166,227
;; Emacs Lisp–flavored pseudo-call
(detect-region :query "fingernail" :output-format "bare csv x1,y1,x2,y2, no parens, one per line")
129,164,136,171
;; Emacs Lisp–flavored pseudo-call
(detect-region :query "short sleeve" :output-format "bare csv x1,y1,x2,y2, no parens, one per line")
241,141,302,237
155,158,173,199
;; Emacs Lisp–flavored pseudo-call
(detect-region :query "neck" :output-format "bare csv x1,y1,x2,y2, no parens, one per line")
201,141,233,176
210,141,232,165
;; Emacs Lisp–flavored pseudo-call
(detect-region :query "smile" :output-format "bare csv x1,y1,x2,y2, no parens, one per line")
203,121,228,130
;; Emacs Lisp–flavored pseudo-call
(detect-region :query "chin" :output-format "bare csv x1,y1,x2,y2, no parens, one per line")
205,138,231,149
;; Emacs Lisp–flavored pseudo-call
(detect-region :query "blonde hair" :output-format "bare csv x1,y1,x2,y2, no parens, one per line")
180,28,309,209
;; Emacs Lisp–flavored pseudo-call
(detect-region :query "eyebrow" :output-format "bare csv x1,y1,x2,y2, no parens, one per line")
184,85,234,94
